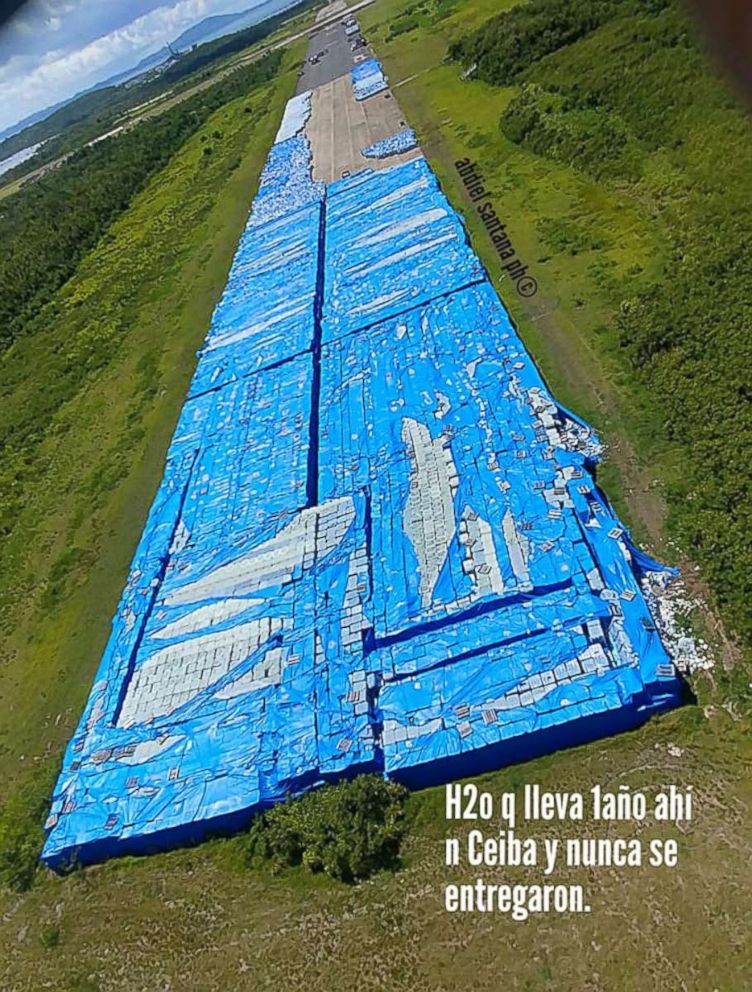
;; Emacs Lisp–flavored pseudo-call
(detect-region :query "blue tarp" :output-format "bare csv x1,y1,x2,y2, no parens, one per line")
324,157,485,342
351,57,388,100
362,128,418,159
247,134,324,227
189,201,322,396
42,125,681,868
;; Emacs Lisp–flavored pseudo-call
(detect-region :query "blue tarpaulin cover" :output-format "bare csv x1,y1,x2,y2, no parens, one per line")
351,57,388,100
42,103,681,868
362,128,419,159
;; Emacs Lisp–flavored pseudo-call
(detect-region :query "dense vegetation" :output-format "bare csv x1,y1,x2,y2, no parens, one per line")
500,83,643,180
449,0,668,78
247,777,408,882
0,764,56,891
450,0,752,652
0,85,135,163
0,50,282,356
385,0,460,40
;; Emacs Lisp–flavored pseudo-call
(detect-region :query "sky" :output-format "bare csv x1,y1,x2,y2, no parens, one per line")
0,0,260,134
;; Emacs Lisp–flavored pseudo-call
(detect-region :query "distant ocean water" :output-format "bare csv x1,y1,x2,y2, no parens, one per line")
0,141,44,178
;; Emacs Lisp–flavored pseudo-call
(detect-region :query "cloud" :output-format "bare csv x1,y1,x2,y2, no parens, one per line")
4,0,89,42
0,0,255,133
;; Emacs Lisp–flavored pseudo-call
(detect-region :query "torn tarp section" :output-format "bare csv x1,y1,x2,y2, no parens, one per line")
274,90,312,144
189,201,322,396
43,99,683,870
323,157,485,342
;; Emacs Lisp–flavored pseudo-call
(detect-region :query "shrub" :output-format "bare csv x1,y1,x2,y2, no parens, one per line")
41,925,61,949
246,776,409,883
449,0,669,82
388,16,420,39
0,763,57,892
500,83,643,180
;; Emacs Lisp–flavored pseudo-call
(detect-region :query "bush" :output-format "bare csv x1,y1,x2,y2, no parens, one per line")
536,216,602,255
0,763,57,892
500,83,643,180
246,776,409,883
41,925,61,949
388,16,420,39
449,0,669,82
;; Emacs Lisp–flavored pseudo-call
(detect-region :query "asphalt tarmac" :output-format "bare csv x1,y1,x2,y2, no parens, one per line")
307,75,419,181
296,20,356,94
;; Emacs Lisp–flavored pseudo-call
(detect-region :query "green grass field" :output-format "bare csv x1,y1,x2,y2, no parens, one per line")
0,2,750,989
2,708,750,991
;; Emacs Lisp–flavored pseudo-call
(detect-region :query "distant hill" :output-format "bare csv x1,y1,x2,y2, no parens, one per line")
0,87,127,156
73,4,276,95
0,0,298,150
172,13,248,50
94,48,173,91
172,1,301,50
0,97,72,145
172,0,303,52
